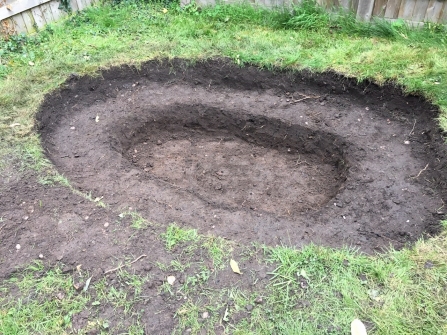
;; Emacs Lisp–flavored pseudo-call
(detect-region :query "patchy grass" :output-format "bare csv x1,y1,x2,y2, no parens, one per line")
0,261,89,334
161,223,199,250
118,211,150,229
1,1,447,334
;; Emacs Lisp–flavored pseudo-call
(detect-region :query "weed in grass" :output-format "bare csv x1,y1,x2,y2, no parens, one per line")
156,261,170,272
203,236,232,270
118,210,149,229
117,269,148,296
170,259,190,272
175,301,202,334
159,281,174,296
161,223,199,250
283,0,330,31
179,265,212,296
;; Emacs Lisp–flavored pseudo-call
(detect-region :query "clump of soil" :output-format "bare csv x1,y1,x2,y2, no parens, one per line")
35,58,446,253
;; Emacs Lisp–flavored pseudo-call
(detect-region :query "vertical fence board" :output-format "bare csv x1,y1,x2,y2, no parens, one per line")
70,0,79,12
40,2,54,23
356,0,374,20
75,0,86,11
439,2,447,23
411,0,429,22
338,0,350,10
22,10,36,32
351,0,360,13
30,6,46,28
323,0,338,9
372,0,387,16
49,0,67,21
425,0,444,22
398,0,417,20
383,0,401,18
12,13,27,32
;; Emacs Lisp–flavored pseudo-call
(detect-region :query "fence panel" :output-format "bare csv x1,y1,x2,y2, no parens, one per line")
1,0,93,36
2,0,447,38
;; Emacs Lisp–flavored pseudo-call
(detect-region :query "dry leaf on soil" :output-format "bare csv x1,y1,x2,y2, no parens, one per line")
230,259,242,274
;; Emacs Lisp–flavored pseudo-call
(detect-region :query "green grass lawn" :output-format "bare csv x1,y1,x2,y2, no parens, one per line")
1,1,447,334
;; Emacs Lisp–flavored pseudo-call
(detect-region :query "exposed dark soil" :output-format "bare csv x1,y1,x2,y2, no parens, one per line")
37,58,447,251
2,58,447,333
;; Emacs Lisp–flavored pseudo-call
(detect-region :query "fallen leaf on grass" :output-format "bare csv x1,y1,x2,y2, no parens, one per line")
222,307,229,322
83,276,92,292
230,259,242,274
351,319,367,335
167,276,176,285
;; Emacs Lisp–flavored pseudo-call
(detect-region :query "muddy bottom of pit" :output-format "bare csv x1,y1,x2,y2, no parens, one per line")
36,58,447,253
124,106,347,216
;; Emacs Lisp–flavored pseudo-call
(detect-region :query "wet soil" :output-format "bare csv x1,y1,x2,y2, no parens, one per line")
2,58,447,333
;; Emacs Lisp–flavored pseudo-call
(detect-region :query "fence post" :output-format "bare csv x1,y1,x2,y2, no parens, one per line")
356,0,375,20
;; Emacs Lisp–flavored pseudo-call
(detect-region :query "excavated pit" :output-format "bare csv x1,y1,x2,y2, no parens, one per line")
37,58,447,252
121,106,349,216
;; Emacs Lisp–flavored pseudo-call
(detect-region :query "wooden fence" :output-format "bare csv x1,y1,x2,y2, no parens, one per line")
0,0,95,36
188,0,447,23
320,0,447,23
1,0,447,37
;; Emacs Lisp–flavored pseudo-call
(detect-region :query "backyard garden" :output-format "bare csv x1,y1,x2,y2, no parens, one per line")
1,0,447,334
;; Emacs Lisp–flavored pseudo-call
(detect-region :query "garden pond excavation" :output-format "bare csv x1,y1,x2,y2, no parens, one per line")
36,58,447,251
2,58,447,332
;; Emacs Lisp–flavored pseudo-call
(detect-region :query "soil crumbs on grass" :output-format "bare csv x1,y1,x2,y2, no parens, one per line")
1,58,447,333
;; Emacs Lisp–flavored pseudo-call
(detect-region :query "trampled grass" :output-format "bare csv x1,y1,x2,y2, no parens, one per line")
1,1,447,334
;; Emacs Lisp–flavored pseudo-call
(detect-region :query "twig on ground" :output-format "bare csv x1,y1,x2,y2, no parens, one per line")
411,164,429,179
409,119,416,136
104,254,147,275
290,94,320,104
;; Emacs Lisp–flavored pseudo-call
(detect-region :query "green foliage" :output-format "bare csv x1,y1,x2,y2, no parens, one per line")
0,263,89,334
283,0,330,31
282,0,447,42
0,26,54,77
161,223,199,250
58,0,72,12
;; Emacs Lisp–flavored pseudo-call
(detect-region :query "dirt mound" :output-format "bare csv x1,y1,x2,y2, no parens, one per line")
37,58,447,253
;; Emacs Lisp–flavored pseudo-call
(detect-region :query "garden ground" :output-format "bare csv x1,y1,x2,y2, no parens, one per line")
1,2,447,334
